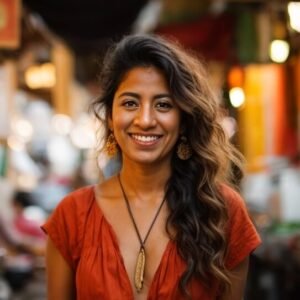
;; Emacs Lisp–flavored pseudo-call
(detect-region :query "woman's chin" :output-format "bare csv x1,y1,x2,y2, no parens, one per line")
123,152,171,166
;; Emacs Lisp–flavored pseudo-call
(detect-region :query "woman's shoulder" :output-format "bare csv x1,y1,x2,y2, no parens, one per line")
42,185,96,270
219,184,247,215
64,185,95,202
220,184,262,269
55,185,96,216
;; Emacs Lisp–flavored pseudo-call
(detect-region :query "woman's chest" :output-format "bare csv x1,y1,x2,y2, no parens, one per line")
75,217,214,300
106,205,171,297
98,195,171,287
75,231,170,300
76,201,172,299
118,230,170,298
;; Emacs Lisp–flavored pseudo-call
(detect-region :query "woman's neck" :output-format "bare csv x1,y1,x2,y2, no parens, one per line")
119,161,171,205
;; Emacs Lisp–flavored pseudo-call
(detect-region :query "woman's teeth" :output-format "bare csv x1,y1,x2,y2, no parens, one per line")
131,134,159,142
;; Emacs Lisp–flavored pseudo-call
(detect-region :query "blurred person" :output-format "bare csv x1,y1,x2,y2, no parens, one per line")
0,191,46,292
42,34,261,300
11,191,46,252
0,191,45,256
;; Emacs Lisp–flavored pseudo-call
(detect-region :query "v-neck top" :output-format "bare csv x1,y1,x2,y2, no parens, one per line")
42,185,261,299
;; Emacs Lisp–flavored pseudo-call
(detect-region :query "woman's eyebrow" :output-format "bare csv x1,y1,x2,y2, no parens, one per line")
153,93,172,100
117,92,172,100
117,92,140,99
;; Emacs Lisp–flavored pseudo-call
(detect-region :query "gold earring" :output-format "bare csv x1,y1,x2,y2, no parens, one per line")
104,133,118,157
176,136,192,160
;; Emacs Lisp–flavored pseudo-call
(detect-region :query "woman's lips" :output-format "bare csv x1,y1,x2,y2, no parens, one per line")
130,133,162,145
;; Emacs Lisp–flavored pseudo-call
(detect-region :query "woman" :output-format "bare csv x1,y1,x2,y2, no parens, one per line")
43,34,261,299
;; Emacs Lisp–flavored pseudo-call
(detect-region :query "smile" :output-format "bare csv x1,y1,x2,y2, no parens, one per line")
130,134,161,143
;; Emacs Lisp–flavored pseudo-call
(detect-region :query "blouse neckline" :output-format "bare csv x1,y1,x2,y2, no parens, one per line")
92,186,173,299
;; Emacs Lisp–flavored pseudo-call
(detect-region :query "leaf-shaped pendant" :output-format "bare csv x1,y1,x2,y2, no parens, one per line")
134,247,146,292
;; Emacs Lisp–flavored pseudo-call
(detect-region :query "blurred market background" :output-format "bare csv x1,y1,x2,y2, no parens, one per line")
0,0,300,299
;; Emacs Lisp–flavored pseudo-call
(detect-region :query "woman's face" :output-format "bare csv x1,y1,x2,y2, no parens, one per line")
109,66,181,167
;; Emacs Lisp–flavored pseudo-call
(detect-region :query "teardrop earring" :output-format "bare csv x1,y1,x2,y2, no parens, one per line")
104,132,118,157
176,136,192,160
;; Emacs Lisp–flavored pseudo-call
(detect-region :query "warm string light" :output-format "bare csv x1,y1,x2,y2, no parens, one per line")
228,67,245,108
288,2,300,33
229,87,245,108
25,63,56,89
269,39,290,63
269,4,291,63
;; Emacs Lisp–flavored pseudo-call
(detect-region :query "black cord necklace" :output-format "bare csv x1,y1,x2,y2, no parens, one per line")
117,174,166,293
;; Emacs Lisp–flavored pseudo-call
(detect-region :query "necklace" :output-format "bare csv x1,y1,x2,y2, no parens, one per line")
117,174,166,293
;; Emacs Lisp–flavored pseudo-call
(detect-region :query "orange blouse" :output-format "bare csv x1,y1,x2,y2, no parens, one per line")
42,185,261,299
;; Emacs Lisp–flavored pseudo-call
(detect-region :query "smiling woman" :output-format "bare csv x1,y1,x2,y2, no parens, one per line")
42,34,261,300
110,66,181,166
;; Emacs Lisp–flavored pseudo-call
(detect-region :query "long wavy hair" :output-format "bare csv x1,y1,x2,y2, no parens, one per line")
91,34,244,297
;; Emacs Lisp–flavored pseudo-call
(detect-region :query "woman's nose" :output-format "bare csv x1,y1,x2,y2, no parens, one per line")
134,105,157,128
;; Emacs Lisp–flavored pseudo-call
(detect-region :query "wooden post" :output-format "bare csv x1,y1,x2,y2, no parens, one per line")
51,42,74,115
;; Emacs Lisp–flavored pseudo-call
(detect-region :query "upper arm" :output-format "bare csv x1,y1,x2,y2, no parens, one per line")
219,256,249,300
46,237,75,300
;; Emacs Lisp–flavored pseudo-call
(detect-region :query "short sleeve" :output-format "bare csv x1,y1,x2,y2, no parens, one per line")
41,187,93,271
222,186,262,270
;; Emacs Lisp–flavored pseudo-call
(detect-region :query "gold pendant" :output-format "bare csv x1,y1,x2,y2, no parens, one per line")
134,247,146,292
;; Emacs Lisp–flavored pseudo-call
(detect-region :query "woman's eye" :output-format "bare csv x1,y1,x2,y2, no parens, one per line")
123,100,138,108
156,102,172,110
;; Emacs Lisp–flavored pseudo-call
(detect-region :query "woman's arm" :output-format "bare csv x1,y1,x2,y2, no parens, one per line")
45,237,75,300
219,256,249,300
